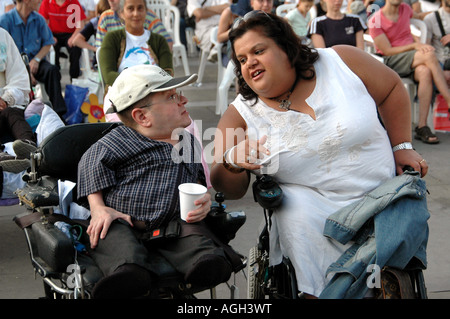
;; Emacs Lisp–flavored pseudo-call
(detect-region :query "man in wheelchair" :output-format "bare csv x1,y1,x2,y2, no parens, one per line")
75,65,241,298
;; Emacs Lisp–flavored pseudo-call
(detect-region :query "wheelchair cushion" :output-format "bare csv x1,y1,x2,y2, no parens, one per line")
37,122,121,182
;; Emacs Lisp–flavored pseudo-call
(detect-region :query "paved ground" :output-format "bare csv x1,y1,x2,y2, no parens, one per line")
0,53,449,299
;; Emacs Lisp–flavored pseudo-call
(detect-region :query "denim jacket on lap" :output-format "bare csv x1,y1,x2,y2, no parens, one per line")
319,171,429,299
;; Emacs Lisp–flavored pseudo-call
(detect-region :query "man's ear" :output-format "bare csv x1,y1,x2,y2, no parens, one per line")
131,108,152,128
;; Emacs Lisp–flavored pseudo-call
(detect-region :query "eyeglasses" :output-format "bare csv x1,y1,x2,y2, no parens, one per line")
231,10,273,32
138,91,184,109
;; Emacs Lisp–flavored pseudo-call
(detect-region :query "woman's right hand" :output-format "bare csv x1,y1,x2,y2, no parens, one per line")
232,135,270,170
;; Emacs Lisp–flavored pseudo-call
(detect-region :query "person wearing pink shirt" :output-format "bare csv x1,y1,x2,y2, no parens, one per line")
369,0,450,144
39,0,86,80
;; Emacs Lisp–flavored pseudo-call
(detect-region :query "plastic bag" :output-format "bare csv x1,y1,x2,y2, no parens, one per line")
64,85,88,125
433,94,450,132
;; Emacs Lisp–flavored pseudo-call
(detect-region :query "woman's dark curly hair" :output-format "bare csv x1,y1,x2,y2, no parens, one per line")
229,11,319,102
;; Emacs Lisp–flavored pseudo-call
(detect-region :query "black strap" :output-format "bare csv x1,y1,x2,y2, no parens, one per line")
13,211,89,229
435,11,446,37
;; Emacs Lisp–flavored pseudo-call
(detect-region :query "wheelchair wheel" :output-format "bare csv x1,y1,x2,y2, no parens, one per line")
247,245,266,299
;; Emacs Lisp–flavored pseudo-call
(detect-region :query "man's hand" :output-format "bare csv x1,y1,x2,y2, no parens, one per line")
0,98,7,111
185,192,212,223
29,59,40,75
87,205,133,248
87,191,133,249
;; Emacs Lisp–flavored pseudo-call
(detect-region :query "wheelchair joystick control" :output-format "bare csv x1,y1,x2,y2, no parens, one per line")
207,192,246,243
252,174,283,209
214,192,225,211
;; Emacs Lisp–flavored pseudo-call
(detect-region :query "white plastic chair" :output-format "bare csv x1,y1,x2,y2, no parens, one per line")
96,47,105,93
216,60,236,115
209,26,228,113
211,27,224,83
80,48,98,81
275,3,296,17
150,4,191,76
195,48,209,87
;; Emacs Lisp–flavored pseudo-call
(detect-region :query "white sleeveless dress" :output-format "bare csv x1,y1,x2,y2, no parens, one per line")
232,48,395,296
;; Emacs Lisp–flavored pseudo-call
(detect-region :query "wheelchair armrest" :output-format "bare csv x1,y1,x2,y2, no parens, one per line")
16,176,59,209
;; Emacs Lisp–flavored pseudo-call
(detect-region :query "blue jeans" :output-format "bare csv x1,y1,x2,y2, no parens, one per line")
320,171,429,298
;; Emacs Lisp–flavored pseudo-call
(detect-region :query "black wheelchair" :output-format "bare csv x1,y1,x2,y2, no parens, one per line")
13,122,246,299
247,174,429,299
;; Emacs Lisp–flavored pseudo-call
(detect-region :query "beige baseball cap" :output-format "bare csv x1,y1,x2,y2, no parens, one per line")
107,65,198,114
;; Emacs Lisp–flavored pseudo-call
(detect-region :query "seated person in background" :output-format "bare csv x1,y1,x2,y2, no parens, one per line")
346,0,370,23
424,0,450,85
285,0,315,42
0,28,36,173
77,64,235,299
0,0,14,15
308,0,366,49
79,0,96,20
0,0,67,117
369,0,449,144
95,0,173,50
217,0,272,67
187,0,231,62
38,0,86,80
99,0,173,90
73,0,111,54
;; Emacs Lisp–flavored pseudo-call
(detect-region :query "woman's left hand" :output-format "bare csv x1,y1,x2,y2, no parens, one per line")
185,192,212,223
394,149,428,177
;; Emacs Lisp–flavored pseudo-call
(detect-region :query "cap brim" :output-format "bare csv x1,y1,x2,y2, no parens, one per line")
153,73,198,92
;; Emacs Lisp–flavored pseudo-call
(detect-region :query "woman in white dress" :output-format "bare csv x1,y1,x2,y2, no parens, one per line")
210,11,429,298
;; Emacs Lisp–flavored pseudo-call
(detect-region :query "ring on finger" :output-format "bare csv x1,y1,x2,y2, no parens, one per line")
419,158,426,165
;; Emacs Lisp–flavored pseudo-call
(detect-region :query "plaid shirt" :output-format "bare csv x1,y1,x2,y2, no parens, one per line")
77,125,205,229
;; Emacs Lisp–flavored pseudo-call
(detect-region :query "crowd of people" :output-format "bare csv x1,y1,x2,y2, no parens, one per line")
0,0,443,299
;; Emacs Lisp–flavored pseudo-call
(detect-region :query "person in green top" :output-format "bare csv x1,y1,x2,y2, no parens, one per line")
99,0,173,91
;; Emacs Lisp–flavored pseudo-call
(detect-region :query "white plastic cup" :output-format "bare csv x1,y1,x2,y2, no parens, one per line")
178,183,207,221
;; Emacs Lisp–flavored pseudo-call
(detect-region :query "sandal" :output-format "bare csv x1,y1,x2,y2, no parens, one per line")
414,126,440,144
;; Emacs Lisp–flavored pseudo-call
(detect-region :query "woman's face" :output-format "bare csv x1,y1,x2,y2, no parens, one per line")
233,29,295,99
250,0,273,13
122,0,147,34
108,0,121,12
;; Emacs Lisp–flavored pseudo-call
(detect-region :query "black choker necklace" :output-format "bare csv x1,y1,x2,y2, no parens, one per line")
269,79,297,111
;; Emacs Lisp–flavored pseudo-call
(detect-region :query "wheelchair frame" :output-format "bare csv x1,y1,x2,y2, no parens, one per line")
14,123,245,299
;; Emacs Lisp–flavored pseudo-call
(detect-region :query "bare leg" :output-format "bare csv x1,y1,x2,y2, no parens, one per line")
412,50,450,105
414,65,434,128
409,51,442,143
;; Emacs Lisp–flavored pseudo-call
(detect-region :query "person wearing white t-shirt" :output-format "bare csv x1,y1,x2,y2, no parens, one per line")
187,0,231,62
424,0,450,84
118,29,157,72
285,0,315,39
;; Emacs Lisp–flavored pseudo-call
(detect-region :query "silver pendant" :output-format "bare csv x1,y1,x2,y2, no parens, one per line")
279,99,291,110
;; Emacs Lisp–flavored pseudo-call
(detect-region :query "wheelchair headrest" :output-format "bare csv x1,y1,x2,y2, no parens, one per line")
37,122,122,182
